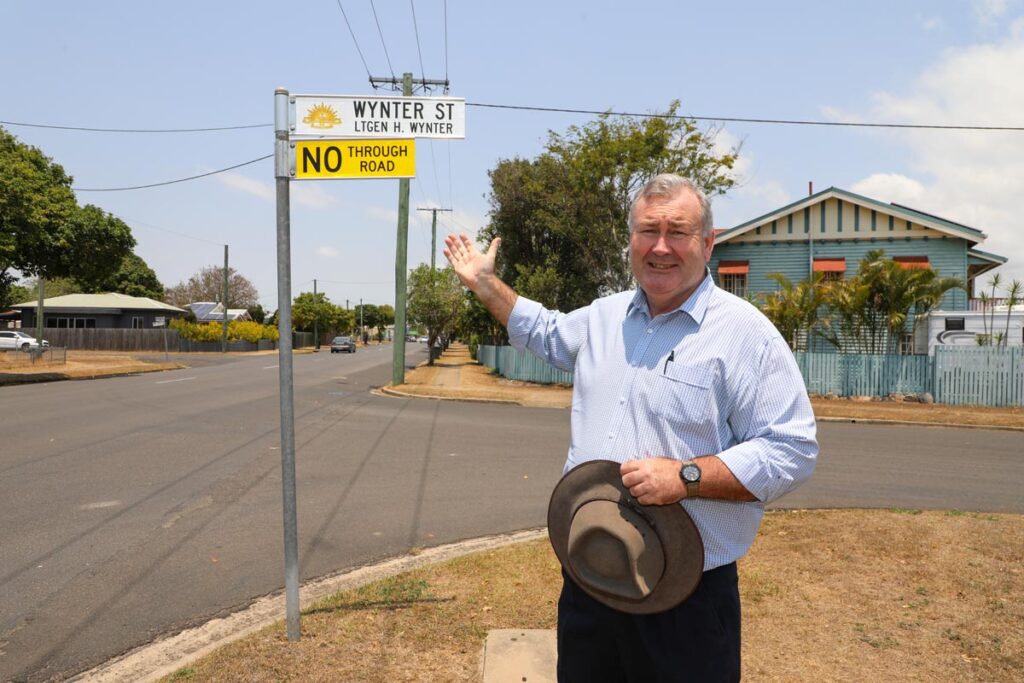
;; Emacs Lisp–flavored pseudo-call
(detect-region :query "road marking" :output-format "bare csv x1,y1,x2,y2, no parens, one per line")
155,377,196,385
80,501,121,510
263,364,279,370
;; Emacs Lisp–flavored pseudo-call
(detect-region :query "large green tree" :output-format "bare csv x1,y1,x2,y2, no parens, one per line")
291,291,351,336
407,265,464,364
79,252,164,299
1,126,135,292
481,101,737,315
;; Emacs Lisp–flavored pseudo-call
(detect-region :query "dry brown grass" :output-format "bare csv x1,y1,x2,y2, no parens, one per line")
163,510,1023,682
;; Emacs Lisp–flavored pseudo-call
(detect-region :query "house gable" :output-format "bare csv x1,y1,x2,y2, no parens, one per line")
715,187,987,247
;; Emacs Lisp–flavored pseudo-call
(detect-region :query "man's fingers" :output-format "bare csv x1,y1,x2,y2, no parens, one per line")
486,237,501,259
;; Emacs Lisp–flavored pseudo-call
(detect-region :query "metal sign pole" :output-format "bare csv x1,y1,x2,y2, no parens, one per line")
274,86,301,641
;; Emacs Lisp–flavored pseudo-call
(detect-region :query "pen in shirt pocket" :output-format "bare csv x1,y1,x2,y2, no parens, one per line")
663,349,675,373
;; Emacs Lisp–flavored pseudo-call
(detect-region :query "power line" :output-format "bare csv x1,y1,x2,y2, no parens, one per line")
369,0,396,79
465,102,1024,132
116,214,225,247
0,119,269,133
443,0,449,86
335,0,372,80
73,154,272,192
409,0,427,86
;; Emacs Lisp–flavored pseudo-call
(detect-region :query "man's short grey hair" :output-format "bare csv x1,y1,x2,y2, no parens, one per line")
628,174,714,237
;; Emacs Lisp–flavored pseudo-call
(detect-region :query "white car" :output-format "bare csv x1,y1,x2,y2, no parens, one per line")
0,330,50,351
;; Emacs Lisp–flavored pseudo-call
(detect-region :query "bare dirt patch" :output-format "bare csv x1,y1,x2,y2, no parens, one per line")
812,397,1024,429
0,349,181,382
162,510,1023,682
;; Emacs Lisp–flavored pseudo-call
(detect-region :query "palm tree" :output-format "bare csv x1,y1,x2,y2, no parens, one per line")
977,292,991,345
761,273,828,351
987,273,1002,345
1003,279,1023,347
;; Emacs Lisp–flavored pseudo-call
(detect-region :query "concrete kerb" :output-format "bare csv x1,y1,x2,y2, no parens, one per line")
816,416,1024,432
374,385,520,405
72,528,547,683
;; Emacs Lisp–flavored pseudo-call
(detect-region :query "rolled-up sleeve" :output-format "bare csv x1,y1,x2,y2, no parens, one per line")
716,336,818,503
507,296,590,373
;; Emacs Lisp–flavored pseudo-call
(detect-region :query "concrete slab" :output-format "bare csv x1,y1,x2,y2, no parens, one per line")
482,629,557,683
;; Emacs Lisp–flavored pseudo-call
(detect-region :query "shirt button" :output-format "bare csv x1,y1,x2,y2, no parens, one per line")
607,432,614,438
646,329,653,334
619,397,626,404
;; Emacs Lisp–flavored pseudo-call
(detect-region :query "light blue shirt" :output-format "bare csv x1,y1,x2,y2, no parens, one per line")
508,272,818,570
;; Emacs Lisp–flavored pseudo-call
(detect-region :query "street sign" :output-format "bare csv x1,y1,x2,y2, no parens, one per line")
293,139,415,179
291,95,465,139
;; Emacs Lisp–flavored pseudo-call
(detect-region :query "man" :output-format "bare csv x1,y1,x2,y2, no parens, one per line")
444,173,817,682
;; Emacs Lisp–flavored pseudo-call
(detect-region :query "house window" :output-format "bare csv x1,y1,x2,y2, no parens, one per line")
813,258,846,283
721,273,748,297
894,256,930,270
945,318,965,331
131,316,143,329
899,334,914,355
717,261,749,297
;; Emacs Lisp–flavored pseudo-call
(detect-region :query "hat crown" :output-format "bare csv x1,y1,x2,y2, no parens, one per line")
567,500,665,601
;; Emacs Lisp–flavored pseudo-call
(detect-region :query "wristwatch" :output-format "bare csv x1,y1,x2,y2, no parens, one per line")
680,460,701,498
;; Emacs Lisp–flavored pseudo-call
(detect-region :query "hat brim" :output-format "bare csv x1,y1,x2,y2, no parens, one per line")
548,460,704,615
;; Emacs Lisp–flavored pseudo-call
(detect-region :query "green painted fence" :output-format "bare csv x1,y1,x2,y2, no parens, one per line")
477,345,1024,406
477,345,574,385
795,352,932,397
933,347,1023,406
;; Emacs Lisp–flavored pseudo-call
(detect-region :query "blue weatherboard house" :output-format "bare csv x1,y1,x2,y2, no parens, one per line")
710,186,1007,313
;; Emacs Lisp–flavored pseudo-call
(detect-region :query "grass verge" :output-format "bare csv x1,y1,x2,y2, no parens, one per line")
162,509,1023,682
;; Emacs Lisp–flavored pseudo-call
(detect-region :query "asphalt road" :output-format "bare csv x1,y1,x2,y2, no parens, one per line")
1,347,1021,681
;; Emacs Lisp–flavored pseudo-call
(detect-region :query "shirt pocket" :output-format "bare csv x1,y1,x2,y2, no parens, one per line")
652,364,715,425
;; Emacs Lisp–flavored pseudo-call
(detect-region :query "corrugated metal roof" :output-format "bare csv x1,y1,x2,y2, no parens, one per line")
12,293,186,312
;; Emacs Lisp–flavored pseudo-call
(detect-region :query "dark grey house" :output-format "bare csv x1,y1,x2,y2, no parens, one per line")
13,293,187,329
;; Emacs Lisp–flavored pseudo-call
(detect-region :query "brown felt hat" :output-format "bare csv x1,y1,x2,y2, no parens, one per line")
547,460,704,615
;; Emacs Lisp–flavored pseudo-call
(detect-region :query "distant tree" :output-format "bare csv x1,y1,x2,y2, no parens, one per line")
377,303,395,327
164,265,259,308
407,265,464,364
292,292,340,333
247,303,267,324
0,272,31,309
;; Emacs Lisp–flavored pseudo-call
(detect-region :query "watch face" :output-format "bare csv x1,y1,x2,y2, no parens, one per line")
682,464,700,482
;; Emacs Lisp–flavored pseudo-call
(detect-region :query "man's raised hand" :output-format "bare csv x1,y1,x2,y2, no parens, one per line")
443,233,500,292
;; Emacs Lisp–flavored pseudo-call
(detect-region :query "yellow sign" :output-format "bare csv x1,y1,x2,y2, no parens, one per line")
294,139,415,179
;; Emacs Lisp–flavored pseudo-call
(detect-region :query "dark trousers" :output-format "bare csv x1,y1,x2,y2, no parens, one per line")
557,562,741,683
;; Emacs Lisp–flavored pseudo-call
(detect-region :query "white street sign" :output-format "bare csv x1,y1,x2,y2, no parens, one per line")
291,94,465,139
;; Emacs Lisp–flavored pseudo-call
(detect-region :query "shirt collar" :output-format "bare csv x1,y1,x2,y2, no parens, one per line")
626,268,716,325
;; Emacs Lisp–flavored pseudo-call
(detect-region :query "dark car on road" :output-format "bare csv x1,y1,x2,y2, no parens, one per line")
330,336,356,353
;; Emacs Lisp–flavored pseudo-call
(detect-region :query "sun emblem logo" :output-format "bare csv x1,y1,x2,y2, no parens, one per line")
303,103,341,129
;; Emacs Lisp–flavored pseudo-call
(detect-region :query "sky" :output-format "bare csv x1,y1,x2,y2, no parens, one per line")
2,0,1023,311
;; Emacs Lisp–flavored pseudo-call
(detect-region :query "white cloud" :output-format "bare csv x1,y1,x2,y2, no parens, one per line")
316,246,338,257
918,15,943,32
850,174,926,205
216,172,273,201
847,31,1024,284
214,172,336,209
